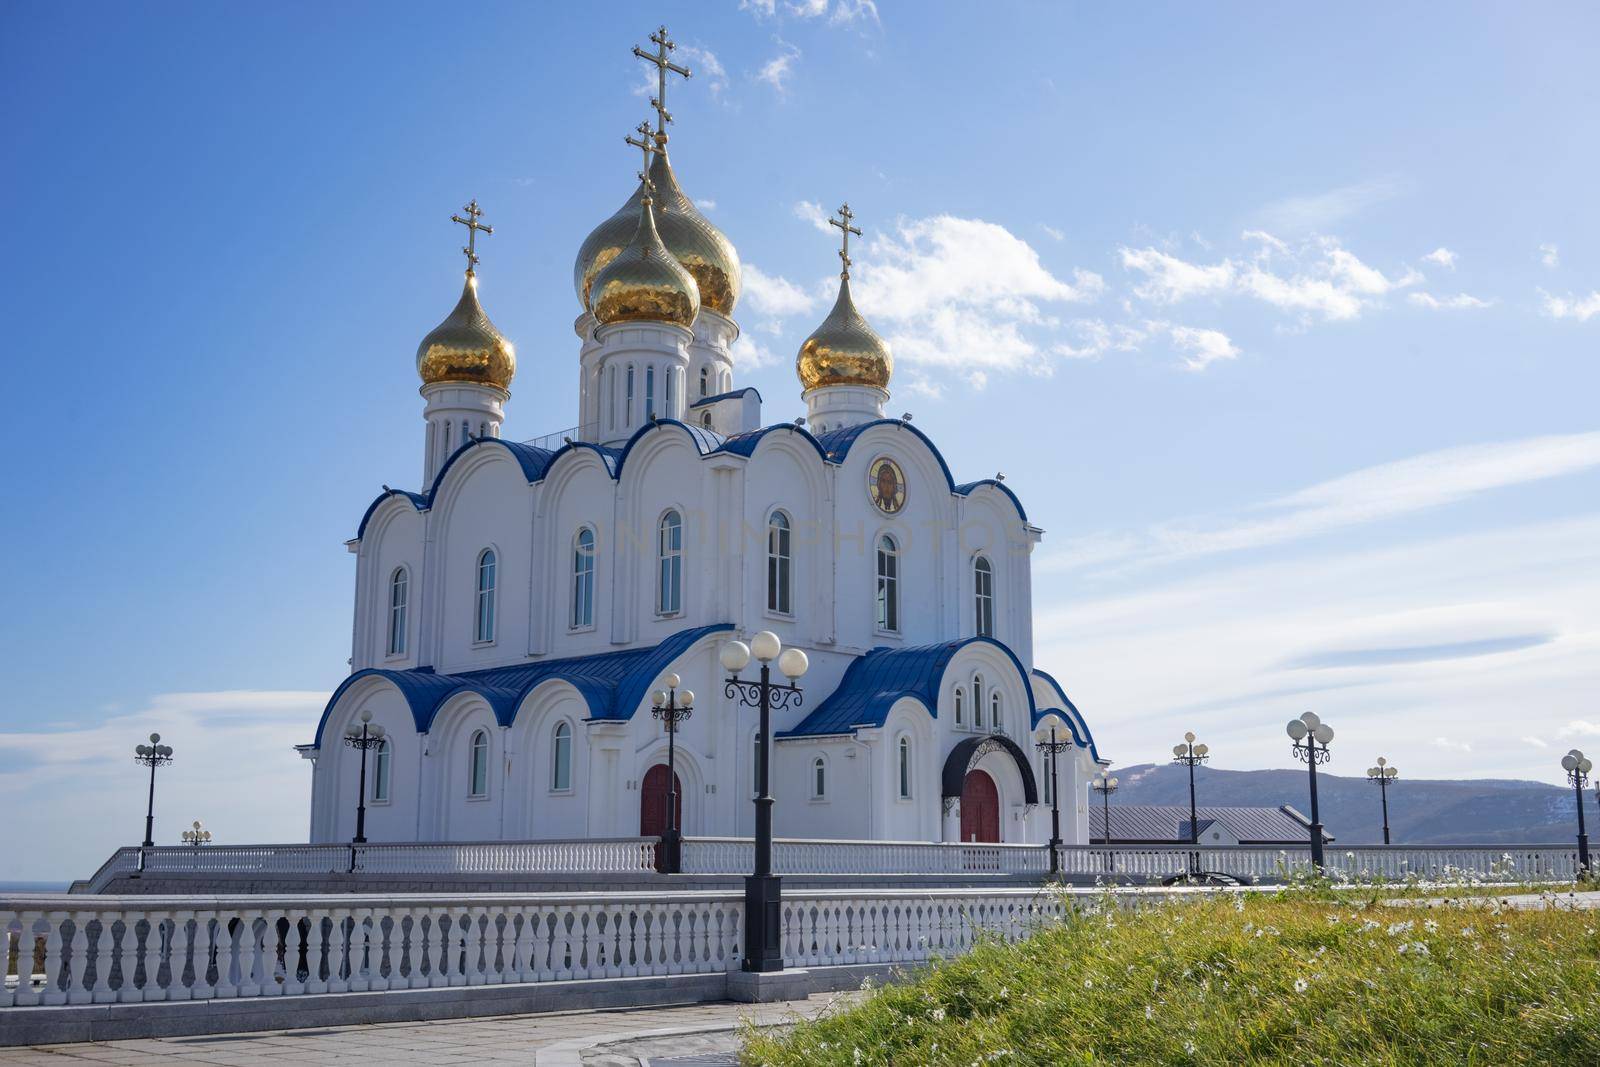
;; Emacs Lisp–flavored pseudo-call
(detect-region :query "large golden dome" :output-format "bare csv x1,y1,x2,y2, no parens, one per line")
796,275,893,391
416,273,516,392
574,143,740,318
590,196,701,329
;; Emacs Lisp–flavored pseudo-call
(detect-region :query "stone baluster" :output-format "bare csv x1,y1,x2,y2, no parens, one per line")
238,911,265,998
326,909,351,994
166,912,192,1001
282,911,308,996
37,911,67,1006
115,914,143,1003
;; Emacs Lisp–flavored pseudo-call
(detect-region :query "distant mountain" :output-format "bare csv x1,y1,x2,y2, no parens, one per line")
1104,764,1600,845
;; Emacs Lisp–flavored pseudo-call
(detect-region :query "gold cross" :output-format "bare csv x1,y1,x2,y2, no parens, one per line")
830,203,862,277
450,199,493,274
625,121,661,198
633,24,691,137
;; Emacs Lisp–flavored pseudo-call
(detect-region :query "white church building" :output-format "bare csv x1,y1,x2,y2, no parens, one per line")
300,39,1107,854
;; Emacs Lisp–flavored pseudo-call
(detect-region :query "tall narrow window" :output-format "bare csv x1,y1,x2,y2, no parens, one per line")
658,510,683,614
665,366,675,415
699,367,709,399
991,692,1003,731
625,365,635,424
972,675,985,729
766,511,792,614
475,548,497,642
373,738,391,802
387,567,408,656
954,686,965,728
571,528,596,628
812,756,827,798
973,555,995,638
606,365,616,428
702,412,712,428
898,737,911,799
468,730,489,797
552,721,572,790
645,366,656,420
875,535,899,632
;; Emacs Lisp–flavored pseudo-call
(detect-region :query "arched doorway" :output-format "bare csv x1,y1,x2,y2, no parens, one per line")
640,764,683,839
959,769,1000,843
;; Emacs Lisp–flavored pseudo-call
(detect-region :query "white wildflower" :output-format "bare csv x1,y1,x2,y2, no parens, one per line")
1294,977,1308,993
1084,978,1093,989
930,1007,946,1022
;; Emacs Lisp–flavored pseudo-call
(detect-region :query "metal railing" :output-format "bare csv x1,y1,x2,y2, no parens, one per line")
521,423,599,451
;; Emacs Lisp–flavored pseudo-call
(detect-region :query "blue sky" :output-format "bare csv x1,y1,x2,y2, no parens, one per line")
3,2,1598,878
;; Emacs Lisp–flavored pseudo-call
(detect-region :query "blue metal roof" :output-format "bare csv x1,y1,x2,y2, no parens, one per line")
311,623,732,747
714,423,830,461
953,479,1029,523
1031,668,1104,763
689,386,762,409
780,636,1038,737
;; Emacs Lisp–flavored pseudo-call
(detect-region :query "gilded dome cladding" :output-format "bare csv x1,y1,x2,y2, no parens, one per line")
590,197,701,329
416,274,516,391
574,147,741,317
796,275,893,391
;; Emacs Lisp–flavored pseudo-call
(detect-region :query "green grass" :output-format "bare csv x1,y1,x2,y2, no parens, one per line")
742,892,1600,1065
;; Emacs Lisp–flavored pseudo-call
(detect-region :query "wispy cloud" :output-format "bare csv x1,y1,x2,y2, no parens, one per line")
1040,224,1065,242
756,39,801,96
695,198,717,212
1522,736,1550,748
1542,290,1600,322
793,199,835,234
1169,325,1240,371
1408,291,1492,310
1254,177,1404,233
1560,720,1600,737
1432,736,1473,753
1540,243,1560,269
742,262,820,318
1421,247,1457,269
678,44,728,99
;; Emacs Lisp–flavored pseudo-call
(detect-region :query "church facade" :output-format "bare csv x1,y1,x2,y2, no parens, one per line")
300,28,1107,851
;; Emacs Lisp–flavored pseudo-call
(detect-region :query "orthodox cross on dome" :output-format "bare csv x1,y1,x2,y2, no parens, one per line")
625,121,661,199
830,202,862,278
633,24,691,138
450,199,493,275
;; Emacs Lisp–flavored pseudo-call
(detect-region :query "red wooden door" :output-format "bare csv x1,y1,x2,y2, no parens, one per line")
960,770,1000,843
640,764,683,838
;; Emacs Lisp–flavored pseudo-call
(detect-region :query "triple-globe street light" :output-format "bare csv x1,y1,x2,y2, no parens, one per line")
182,820,212,847
1366,757,1399,845
1090,771,1118,873
343,710,386,847
1172,732,1209,874
650,675,695,874
133,733,174,851
1286,712,1334,867
1562,748,1593,874
721,631,808,974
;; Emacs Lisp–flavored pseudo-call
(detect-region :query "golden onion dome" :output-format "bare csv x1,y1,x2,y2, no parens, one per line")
574,144,740,318
796,274,893,391
416,273,516,392
590,194,701,329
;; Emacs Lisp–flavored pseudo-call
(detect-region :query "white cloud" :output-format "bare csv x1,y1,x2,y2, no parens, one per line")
1040,224,1065,242
786,0,829,15
742,263,820,318
740,0,777,15
1408,292,1493,310
1522,736,1549,748
731,333,781,369
756,40,801,96
1169,326,1240,371
1254,178,1403,233
1542,290,1600,322
1559,720,1600,737
1431,737,1473,752
677,45,728,99
695,198,717,212
1540,243,1560,269
1120,247,1235,303
829,0,880,24
1421,247,1457,269
793,199,835,234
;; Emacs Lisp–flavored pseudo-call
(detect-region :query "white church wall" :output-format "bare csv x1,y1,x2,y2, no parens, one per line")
881,701,938,842
506,685,590,839
423,695,503,841
429,451,534,674
311,679,420,844
740,436,830,646
614,431,713,645
534,450,623,660
772,735,867,840
352,502,425,672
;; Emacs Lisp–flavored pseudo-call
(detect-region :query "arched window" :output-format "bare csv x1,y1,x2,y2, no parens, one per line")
699,367,709,399
972,674,984,729
702,412,712,428
387,567,408,656
991,691,1003,731
571,528,596,628
625,365,635,424
812,756,827,798
645,365,656,419
766,511,792,614
373,738,391,802
898,737,912,799
551,721,572,791
954,686,966,728
875,535,899,632
475,549,497,643
468,729,489,797
973,555,995,638
657,510,683,615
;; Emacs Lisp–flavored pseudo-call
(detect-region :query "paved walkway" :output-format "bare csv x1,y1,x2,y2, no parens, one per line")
1389,889,1600,910
0,993,859,1067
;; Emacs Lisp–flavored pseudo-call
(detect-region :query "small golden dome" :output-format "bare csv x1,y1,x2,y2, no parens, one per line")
590,195,701,329
796,275,893,391
416,274,516,392
575,145,741,317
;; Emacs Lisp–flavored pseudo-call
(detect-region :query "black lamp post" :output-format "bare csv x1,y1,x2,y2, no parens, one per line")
342,710,386,866
1366,757,1398,845
650,675,695,874
1287,711,1334,869
1171,732,1209,874
1562,748,1592,875
1091,771,1118,872
722,631,808,974
133,732,174,851
1035,726,1072,877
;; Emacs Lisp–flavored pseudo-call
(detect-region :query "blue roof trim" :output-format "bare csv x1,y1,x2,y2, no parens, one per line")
1031,668,1103,762
355,488,430,541
781,636,1038,738
312,623,733,748
690,386,762,409
714,423,831,461
954,479,1029,523
610,418,726,478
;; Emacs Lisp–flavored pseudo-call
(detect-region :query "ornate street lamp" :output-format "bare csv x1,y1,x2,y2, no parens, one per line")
650,675,695,874
1561,749,1592,874
1091,771,1118,873
133,733,174,850
1287,712,1334,868
1171,732,1209,873
1366,757,1399,845
1035,726,1073,876
182,820,212,847
342,710,386,847
722,631,808,974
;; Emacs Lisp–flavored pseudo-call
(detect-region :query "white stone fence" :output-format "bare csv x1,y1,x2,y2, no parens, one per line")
2,888,1064,1009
